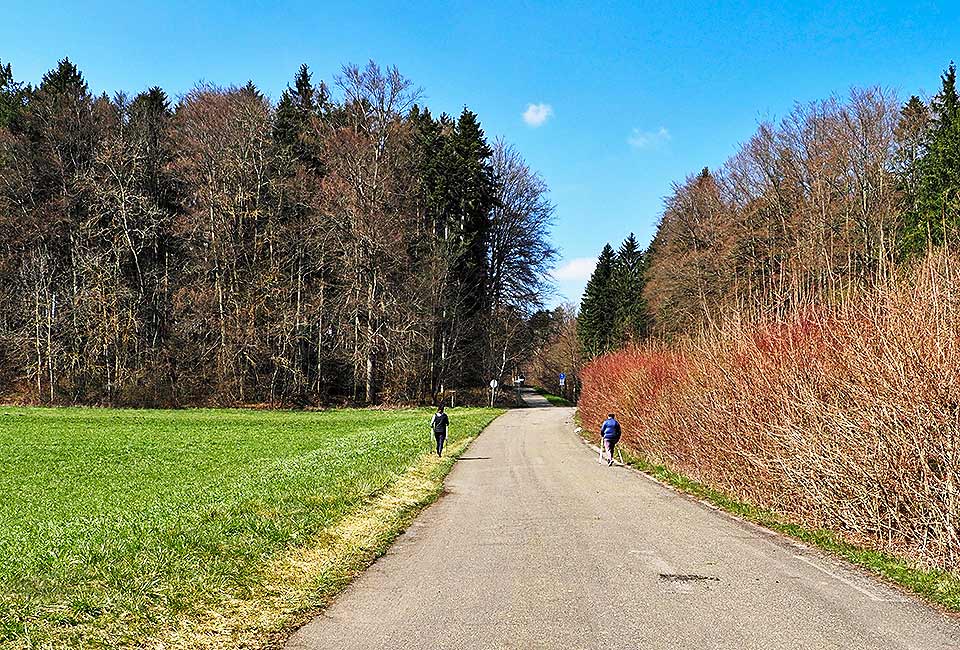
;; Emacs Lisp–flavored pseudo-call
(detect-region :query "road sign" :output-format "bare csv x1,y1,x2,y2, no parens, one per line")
489,379,498,389
559,373,566,381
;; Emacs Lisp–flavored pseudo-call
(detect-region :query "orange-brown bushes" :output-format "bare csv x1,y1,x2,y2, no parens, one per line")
581,252,960,569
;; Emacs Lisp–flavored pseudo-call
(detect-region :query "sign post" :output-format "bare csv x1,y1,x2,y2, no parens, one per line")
489,379,498,408
559,372,566,398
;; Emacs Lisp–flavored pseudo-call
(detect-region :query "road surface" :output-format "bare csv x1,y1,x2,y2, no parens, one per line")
286,390,960,649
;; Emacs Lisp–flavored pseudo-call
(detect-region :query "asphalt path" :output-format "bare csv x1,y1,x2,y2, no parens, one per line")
286,390,960,649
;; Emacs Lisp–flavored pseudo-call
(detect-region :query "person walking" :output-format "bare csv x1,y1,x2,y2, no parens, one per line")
600,413,621,466
430,405,449,457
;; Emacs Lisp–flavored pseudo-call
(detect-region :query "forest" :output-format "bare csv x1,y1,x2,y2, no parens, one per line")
0,58,556,406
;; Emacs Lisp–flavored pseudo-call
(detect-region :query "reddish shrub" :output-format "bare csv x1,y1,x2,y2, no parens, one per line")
580,252,960,569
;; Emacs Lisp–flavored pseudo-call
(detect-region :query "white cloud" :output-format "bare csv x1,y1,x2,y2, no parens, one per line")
628,126,671,149
523,103,553,127
553,257,597,282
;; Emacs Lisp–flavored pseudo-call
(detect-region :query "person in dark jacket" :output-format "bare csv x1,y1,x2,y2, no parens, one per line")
430,405,449,457
600,413,621,466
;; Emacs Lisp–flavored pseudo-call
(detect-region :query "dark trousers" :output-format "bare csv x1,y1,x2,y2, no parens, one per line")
434,431,447,456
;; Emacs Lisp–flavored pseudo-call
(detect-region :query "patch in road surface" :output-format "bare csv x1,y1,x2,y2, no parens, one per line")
659,573,720,583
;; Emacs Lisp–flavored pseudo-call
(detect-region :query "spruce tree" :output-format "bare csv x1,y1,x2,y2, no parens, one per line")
22,58,96,210
451,108,495,314
450,108,495,384
577,244,617,357
612,233,649,343
902,62,960,254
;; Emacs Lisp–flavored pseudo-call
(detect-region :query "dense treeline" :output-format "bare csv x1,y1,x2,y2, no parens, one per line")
578,62,960,347
0,58,556,406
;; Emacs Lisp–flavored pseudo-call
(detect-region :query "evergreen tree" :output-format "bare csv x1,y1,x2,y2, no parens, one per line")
577,243,617,357
452,108,495,311
0,60,25,128
612,233,649,343
902,62,960,254
449,109,496,383
410,106,457,394
128,87,174,204
274,64,328,168
20,58,97,221
409,104,449,238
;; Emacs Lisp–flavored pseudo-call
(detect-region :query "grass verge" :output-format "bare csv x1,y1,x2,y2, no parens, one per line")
153,433,480,649
0,406,502,648
532,387,573,407
577,429,960,613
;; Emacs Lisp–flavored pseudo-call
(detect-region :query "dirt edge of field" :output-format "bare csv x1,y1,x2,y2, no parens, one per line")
140,431,485,650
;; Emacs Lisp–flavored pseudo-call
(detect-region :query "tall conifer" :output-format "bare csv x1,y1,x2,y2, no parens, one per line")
613,233,649,343
577,243,617,357
903,62,960,253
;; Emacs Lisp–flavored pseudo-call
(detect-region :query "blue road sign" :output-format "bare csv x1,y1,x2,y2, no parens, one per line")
559,373,566,381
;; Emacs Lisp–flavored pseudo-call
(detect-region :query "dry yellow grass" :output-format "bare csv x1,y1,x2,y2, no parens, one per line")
146,435,475,650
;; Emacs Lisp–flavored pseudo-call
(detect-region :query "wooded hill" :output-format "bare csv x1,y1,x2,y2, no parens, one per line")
0,58,556,406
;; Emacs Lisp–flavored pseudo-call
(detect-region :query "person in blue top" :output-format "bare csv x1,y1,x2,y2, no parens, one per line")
600,413,621,466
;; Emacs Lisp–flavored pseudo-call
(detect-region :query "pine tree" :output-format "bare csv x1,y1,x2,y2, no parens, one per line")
612,233,649,343
902,62,960,254
577,244,617,357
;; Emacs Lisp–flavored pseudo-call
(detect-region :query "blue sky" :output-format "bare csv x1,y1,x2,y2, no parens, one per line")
3,1,958,305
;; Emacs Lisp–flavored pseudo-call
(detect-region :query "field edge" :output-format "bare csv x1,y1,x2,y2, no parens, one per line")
144,414,501,650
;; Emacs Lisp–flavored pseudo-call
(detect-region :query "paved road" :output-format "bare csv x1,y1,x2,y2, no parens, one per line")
287,392,960,649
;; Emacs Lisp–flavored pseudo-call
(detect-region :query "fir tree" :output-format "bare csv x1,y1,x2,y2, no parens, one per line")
21,58,97,208
450,108,495,384
577,243,617,357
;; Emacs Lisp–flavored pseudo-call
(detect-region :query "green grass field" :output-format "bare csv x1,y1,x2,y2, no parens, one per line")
0,406,500,647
